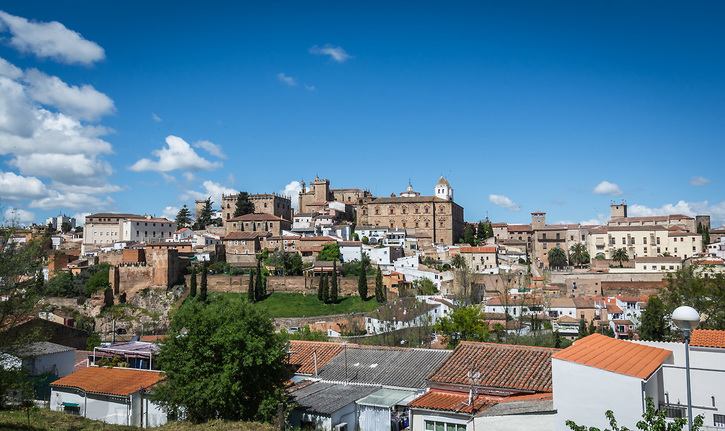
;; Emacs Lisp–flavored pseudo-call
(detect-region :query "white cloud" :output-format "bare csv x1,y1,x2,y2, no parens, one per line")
305,84,315,91
281,181,302,210
181,180,236,209
489,194,521,211
71,212,90,225
593,181,623,196
0,11,105,65
4,207,35,224
129,135,222,172
626,200,725,228
182,172,195,183
162,206,179,221
152,112,162,122
11,153,113,186
29,191,114,210
277,73,297,86
690,176,711,187
23,69,115,120
0,57,22,79
309,44,352,63
0,171,50,200
193,140,227,159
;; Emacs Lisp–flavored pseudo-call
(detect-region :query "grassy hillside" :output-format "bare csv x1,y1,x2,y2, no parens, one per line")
0,408,274,431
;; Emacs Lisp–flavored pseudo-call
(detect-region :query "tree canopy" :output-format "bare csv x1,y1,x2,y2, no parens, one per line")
661,265,725,330
433,305,489,349
569,243,590,267
612,248,629,267
638,296,670,341
317,243,341,261
547,246,567,269
175,205,192,228
153,296,288,423
566,396,702,431
233,192,255,218
195,197,214,230
463,224,476,246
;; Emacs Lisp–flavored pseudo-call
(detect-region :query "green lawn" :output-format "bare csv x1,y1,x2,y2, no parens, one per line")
182,292,381,318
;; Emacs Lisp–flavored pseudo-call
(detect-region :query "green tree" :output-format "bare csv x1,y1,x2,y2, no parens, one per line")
199,262,208,303
638,296,670,341
548,246,567,269
322,274,330,303
569,243,590,267
175,205,193,229
60,221,73,233
375,266,385,303
463,224,476,246
411,278,438,295
195,197,214,229
566,396,702,431
361,236,369,245
189,267,197,298
153,296,288,423
233,192,255,217
85,263,111,296
358,260,368,300
247,270,255,303
612,248,629,267
702,225,710,246
255,258,265,300
476,221,487,244
662,265,725,330
329,261,338,303
433,305,489,349
317,243,341,261
451,254,466,269
286,325,328,341
317,273,325,302
578,318,589,338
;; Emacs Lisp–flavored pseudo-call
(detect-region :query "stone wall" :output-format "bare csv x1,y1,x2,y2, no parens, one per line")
191,274,376,296
549,271,666,297
98,250,124,266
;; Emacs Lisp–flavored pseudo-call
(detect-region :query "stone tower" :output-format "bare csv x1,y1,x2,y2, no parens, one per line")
434,176,453,201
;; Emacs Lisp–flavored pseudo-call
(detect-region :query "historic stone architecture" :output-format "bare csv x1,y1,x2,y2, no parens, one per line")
357,177,464,245
297,177,372,213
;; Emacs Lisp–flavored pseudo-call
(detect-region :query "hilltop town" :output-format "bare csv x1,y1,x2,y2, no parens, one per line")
3,175,725,431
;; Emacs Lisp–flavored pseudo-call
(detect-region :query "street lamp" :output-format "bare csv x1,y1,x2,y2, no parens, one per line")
672,305,700,430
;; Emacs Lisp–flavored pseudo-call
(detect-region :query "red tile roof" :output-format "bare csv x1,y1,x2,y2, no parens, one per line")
690,329,725,348
460,246,497,253
288,341,346,375
409,389,502,414
552,333,671,379
427,342,558,392
51,366,164,396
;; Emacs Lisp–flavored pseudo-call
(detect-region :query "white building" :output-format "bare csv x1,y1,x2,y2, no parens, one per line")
46,215,76,230
339,241,363,263
552,334,672,431
83,213,176,252
50,367,166,427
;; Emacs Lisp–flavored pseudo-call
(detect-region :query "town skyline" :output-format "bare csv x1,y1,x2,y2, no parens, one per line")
0,2,724,227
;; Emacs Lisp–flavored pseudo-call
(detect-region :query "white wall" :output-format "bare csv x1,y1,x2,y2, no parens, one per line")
411,409,471,431
474,413,555,431
552,359,654,431
28,349,75,378
51,388,166,427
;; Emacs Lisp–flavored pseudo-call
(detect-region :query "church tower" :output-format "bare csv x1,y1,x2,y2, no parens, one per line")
434,176,453,201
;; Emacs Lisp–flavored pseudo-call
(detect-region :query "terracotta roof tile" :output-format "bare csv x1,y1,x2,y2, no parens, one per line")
552,333,671,379
460,246,497,253
288,341,346,375
426,342,558,392
690,329,725,348
409,389,502,414
51,366,164,396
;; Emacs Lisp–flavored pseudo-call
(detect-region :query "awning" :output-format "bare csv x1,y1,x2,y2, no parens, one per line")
356,388,417,408
61,402,79,407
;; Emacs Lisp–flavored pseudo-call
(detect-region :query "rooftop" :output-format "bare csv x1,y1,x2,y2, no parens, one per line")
289,381,378,415
552,333,671,379
690,329,725,349
288,341,345,375
51,366,163,396
427,341,558,393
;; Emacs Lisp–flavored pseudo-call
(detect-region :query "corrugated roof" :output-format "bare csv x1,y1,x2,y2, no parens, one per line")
552,333,671,379
51,366,163,396
356,388,416,408
427,342,557,392
316,345,450,389
7,341,75,357
691,329,725,349
289,381,378,415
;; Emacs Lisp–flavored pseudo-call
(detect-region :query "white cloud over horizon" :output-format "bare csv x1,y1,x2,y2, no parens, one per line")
23,69,115,120
162,205,179,221
0,10,105,65
489,194,521,211
129,135,223,172
4,207,35,224
193,140,227,159
180,180,236,208
281,181,302,210
593,181,623,196
0,171,50,200
309,44,352,63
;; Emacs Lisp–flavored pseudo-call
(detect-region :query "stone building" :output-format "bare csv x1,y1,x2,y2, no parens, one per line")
357,177,464,245
226,213,292,236
297,177,372,214
219,192,293,223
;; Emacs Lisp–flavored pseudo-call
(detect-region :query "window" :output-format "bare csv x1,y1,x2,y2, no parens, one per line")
643,237,647,244
714,414,725,427
657,237,661,244
631,238,635,245
543,243,547,249
555,233,559,239
622,237,626,244
390,208,394,214
542,233,547,240
664,405,685,419
644,247,647,253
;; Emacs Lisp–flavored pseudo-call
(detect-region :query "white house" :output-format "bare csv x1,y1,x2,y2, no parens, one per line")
3,342,76,379
552,334,672,431
355,226,388,245
50,366,166,427
339,241,363,263
636,329,725,428
392,255,453,290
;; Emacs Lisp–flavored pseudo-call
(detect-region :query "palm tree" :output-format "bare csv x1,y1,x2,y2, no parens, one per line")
451,254,466,269
547,247,567,269
612,248,629,267
569,243,590,267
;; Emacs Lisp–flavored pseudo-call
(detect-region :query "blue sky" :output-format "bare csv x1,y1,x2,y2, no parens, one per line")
0,1,723,228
